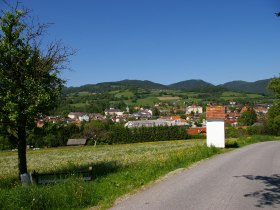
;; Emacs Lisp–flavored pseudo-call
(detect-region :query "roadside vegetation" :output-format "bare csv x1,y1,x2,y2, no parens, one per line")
0,136,279,210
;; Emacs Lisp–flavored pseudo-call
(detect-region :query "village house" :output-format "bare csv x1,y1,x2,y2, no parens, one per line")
253,107,268,114
88,113,105,120
68,112,89,122
68,112,84,120
78,114,90,122
225,119,238,126
161,115,187,123
186,105,203,115
131,108,153,119
240,106,248,113
226,112,239,119
229,101,237,107
104,108,124,116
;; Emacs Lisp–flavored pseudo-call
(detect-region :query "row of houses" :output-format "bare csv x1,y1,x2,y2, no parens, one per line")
186,104,271,135
125,116,188,128
38,101,271,128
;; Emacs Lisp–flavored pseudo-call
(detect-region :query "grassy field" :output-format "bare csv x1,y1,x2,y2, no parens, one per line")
0,140,202,180
0,136,278,210
136,97,160,106
114,90,134,98
220,91,264,100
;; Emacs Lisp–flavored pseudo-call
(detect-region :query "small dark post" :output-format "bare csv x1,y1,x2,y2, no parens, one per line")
30,170,39,184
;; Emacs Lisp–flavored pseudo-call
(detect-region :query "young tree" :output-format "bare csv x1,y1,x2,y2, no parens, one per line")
0,3,74,183
238,108,257,126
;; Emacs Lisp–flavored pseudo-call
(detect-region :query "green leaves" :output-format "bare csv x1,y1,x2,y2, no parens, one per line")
0,7,70,132
268,77,280,99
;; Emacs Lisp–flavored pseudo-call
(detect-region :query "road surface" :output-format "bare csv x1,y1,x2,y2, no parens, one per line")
109,141,280,210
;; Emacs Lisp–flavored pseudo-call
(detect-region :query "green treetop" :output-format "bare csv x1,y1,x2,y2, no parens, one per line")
0,3,74,182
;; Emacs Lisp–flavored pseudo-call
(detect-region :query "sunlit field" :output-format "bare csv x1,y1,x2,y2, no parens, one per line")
0,136,278,210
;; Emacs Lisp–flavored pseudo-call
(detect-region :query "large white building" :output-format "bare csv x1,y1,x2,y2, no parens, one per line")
125,119,188,128
104,108,124,116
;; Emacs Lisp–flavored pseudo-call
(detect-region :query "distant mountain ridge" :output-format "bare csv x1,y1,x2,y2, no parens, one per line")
221,79,271,94
64,78,273,95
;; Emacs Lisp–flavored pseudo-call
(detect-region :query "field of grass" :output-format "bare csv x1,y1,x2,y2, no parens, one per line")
157,96,181,101
220,91,264,100
0,140,201,179
0,139,220,210
114,90,134,98
136,96,160,106
246,93,265,98
221,91,244,97
0,136,278,210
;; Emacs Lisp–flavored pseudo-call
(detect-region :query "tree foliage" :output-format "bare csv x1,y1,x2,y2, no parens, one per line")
238,109,257,126
0,3,74,178
264,77,280,134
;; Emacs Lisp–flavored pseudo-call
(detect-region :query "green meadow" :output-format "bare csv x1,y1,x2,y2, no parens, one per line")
0,136,278,210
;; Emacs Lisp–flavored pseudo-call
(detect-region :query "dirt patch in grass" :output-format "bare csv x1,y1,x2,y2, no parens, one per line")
157,96,181,101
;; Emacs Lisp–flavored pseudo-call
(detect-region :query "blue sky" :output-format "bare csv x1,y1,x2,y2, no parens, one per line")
3,0,280,87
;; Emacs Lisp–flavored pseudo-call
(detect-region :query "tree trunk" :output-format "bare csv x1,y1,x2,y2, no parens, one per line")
17,125,28,180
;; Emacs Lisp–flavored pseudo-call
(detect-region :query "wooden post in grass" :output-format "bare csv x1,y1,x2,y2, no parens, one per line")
206,105,225,148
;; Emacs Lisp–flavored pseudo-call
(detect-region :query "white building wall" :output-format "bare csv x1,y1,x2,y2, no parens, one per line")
206,120,225,148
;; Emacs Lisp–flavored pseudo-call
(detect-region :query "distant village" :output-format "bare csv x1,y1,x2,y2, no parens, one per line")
36,101,271,135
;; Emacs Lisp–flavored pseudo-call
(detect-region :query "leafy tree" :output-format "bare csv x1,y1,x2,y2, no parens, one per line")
238,109,257,126
265,77,280,134
0,3,74,181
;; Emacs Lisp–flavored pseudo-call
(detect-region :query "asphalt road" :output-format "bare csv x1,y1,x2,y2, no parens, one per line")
109,141,280,210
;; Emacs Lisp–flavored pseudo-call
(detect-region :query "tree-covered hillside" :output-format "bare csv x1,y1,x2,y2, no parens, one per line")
63,78,273,95
168,79,214,90
221,79,272,95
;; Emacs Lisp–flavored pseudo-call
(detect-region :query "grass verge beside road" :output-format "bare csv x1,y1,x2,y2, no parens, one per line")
0,136,278,210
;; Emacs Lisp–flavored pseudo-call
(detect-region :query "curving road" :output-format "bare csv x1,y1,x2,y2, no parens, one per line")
109,141,280,210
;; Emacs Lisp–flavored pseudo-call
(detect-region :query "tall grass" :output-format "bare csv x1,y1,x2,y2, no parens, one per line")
0,137,278,210
0,140,222,210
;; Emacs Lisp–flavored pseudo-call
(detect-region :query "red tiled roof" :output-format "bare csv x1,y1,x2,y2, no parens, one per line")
187,127,206,135
170,115,181,120
241,107,248,112
206,106,225,120
225,119,237,124
254,107,268,112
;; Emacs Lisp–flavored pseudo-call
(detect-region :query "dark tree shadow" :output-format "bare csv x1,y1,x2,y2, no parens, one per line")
91,161,123,179
50,160,123,180
235,174,280,208
225,141,239,148
1,161,124,188
28,161,124,185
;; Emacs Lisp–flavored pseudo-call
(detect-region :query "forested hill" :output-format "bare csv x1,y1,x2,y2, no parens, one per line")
63,80,167,94
221,79,272,95
168,79,214,89
63,78,273,95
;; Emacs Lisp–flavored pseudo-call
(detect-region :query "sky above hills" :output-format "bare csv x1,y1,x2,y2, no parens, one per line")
2,0,280,86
